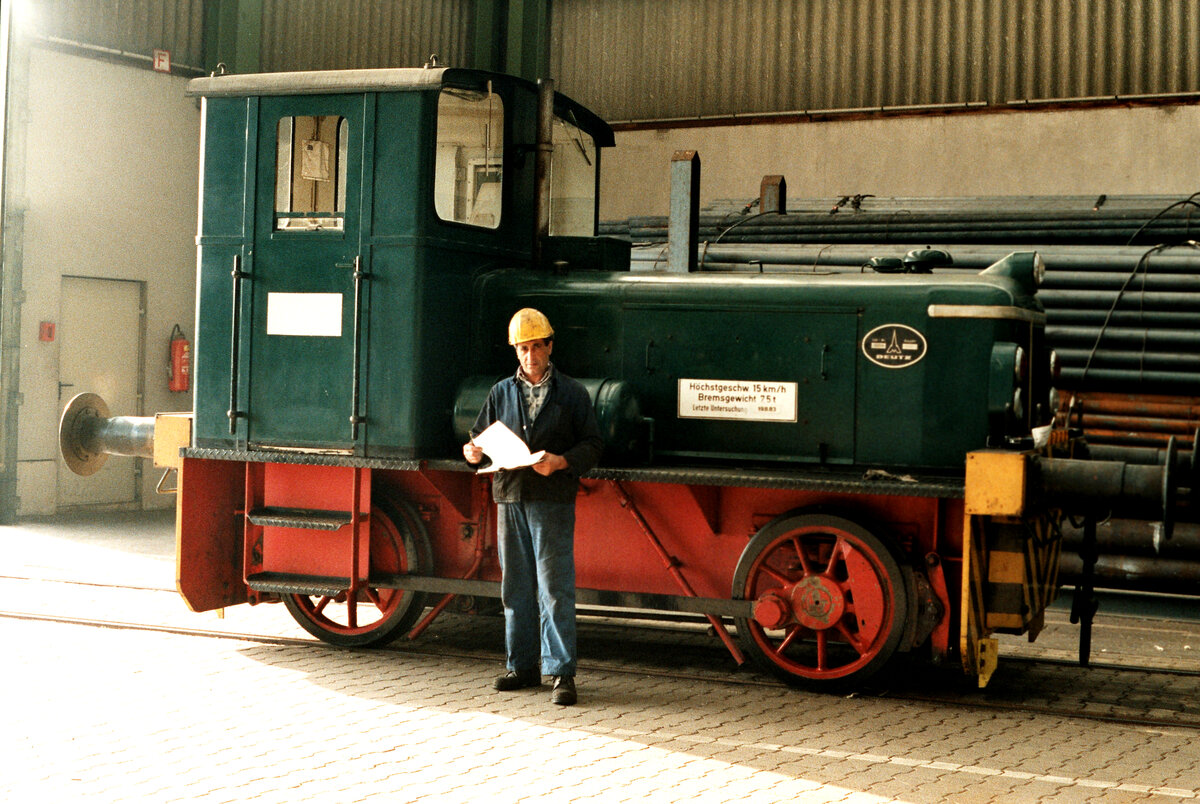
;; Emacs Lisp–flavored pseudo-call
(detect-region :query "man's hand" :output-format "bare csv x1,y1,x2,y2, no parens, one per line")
463,441,484,464
532,452,568,476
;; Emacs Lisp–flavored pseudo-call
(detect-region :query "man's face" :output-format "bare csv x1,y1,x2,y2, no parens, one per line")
514,338,553,382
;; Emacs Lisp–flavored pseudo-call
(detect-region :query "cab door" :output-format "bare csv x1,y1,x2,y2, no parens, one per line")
246,94,369,450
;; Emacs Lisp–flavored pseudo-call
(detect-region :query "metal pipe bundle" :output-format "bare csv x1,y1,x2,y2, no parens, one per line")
1062,518,1200,559
1058,551,1200,596
602,194,1200,246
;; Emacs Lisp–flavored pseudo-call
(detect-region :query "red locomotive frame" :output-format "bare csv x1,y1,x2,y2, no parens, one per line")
169,434,1025,689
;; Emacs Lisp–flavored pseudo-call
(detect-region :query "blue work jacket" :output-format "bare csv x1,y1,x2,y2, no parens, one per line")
470,368,604,503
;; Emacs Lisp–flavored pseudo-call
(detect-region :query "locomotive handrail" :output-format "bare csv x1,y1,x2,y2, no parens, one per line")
349,255,367,441
228,254,248,435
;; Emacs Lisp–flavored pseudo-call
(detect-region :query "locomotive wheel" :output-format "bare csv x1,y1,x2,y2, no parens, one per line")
732,513,907,689
283,500,432,648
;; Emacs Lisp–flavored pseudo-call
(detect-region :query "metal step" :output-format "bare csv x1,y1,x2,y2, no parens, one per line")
246,506,355,530
246,572,349,597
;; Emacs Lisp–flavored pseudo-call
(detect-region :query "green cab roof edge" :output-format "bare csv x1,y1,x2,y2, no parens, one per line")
185,67,614,147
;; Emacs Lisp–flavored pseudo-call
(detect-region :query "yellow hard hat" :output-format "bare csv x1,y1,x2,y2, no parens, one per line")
508,308,554,345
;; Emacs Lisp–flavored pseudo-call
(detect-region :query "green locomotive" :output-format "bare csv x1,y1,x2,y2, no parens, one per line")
60,66,1192,689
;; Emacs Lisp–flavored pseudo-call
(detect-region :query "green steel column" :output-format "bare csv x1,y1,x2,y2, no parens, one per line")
505,0,550,81
203,0,262,75
472,0,505,72
471,0,550,80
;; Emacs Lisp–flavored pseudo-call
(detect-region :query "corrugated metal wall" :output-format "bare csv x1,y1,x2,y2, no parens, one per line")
20,1,1200,120
259,0,473,72
24,0,205,71
551,0,1200,122
22,1,473,75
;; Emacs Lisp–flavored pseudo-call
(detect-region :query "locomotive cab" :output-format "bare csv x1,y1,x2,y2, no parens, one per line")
186,68,613,458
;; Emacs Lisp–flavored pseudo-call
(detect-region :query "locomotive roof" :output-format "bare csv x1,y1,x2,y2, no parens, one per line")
186,67,614,146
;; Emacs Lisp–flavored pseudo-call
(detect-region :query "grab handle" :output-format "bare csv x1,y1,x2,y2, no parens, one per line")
228,253,249,434
349,255,367,440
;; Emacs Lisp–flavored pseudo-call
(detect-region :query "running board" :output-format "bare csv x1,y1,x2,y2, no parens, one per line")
375,574,754,619
246,572,350,597
246,507,354,530
244,571,754,618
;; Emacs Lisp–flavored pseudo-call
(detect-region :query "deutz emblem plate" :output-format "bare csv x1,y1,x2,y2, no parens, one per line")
861,324,927,369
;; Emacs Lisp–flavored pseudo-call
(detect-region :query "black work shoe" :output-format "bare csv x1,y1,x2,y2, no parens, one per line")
494,668,541,691
550,675,577,706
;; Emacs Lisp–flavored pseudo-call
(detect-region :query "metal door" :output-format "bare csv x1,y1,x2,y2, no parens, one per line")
57,276,143,506
246,94,368,450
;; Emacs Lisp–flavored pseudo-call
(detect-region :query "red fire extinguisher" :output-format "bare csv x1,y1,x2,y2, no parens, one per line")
169,324,190,392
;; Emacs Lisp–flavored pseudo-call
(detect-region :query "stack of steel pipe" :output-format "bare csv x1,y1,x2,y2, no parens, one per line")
600,193,1200,245
1067,394,1200,453
1059,520,1200,596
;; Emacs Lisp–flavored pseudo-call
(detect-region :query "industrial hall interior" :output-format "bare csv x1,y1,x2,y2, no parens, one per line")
4,2,1200,804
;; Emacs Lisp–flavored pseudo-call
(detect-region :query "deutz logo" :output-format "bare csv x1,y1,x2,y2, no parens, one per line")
861,324,928,369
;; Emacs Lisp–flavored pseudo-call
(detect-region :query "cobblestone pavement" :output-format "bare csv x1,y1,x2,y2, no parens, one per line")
3,511,1200,803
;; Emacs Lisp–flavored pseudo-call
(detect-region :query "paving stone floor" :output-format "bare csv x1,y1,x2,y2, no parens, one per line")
3,510,1199,803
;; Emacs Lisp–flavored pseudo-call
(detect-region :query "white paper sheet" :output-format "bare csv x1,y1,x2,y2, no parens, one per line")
472,420,545,473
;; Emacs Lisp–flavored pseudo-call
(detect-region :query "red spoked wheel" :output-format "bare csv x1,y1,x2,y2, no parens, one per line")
732,513,908,688
283,500,431,648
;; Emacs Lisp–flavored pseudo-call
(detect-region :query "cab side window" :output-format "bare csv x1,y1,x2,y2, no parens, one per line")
549,116,597,236
274,115,348,231
434,88,504,229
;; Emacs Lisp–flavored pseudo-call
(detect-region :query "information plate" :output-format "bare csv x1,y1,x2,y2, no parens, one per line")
266,292,343,337
677,378,798,422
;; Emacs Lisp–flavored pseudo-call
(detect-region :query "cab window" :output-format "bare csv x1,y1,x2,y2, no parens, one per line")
274,115,347,231
435,87,504,229
549,115,597,236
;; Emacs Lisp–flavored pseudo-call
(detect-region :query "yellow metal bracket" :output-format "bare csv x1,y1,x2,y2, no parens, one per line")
971,637,999,686
153,412,193,469
961,450,1060,688
152,413,192,496
964,450,1027,517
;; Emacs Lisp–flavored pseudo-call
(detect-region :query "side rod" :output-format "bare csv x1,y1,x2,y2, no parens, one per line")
609,480,746,666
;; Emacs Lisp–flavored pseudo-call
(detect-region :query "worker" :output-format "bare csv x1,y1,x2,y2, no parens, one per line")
463,308,604,706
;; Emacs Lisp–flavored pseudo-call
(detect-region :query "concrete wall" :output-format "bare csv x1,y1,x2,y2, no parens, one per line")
15,46,199,514
599,103,1200,221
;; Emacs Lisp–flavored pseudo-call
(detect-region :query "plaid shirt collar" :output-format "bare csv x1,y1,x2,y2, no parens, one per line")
517,363,554,422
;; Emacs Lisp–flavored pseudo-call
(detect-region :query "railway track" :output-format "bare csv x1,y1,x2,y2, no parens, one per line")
4,573,1199,731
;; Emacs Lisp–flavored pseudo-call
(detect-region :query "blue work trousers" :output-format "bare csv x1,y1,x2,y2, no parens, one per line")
497,500,577,677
